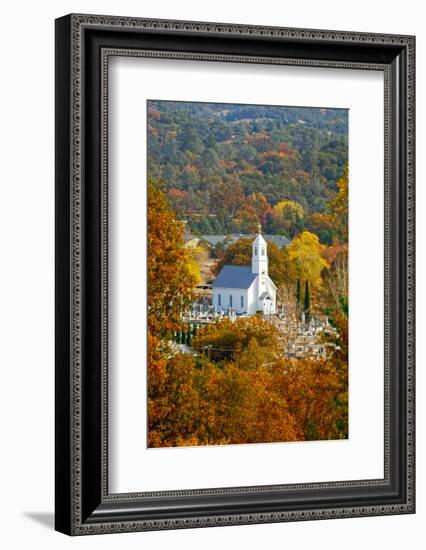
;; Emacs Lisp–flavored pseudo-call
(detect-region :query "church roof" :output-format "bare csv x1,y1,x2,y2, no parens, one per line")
264,234,290,248
212,265,257,290
200,235,227,247
199,233,290,249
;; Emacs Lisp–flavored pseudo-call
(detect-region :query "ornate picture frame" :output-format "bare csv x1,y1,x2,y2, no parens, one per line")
55,14,415,535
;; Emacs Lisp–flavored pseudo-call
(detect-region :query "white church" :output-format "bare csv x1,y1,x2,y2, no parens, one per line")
212,227,277,315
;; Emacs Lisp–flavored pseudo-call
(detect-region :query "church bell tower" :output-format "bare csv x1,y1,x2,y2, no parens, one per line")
252,224,268,277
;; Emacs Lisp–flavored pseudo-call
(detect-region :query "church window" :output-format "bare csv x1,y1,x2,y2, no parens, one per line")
218,294,221,306
261,247,265,256
229,295,233,307
241,295,244,308
254,247,257,256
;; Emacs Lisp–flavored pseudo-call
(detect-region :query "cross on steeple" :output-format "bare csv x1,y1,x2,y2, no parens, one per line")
258,223,262,235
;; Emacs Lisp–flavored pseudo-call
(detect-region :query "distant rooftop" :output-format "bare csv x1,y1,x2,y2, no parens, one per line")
199,233,290,248
183,233,201,244
212,265,257,290
263,234,290,248
199,235,227,247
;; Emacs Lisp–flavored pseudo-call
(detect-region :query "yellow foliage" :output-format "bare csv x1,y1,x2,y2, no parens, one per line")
287,231,330,288
186,244,209,285
186,257,202,285
327,164,348,242
274,199,304,219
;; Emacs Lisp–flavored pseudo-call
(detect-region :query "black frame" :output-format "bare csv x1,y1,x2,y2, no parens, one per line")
55,14,415,535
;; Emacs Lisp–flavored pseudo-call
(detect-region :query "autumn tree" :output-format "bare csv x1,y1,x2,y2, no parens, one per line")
306,211,335,245
234,201,260,233
287,231,329,291
209,179,244,218
149,308,348,446
212,238,253,275
148,352,205,447
199,363,301,444
192,316,280,363
148,181,200,445
305,164,348,245
186,244,210,285
150,346,348,446
327,164,348,243
147,331,170,447
148,181,196,337
322,243,348,313
320,293,349,440
272,199,305,238
270,358,345,440
247,192,273,226
166,187,191,218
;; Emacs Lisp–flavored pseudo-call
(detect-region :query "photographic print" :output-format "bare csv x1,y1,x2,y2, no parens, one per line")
56,16,415,533
147,100,349,448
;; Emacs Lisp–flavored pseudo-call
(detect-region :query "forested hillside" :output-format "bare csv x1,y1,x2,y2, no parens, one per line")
147,100,348,243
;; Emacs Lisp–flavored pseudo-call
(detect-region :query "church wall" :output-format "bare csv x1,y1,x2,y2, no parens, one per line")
266,279,277,314
246,282,257,315
212,232,278,316
212,287,249,315
267,279,277,314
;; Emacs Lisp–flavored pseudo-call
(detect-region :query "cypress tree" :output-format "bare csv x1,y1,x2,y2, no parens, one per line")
296,279,301,309
304,280,311,324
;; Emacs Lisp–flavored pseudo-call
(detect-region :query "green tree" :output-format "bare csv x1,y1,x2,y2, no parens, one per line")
296,279,301,308
178,125,204,154
201,147,219,171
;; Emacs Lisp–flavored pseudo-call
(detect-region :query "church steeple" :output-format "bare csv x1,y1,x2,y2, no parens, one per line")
252,224,268,275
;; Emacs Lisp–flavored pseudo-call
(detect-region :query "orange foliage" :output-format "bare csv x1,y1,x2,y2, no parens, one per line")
247,132,270,145
247,192,273,226
278,142,297,157
218,159,237,170
148,181,196,337
147,106,160,121
192,316,280,363
259,144,296,162
271,358,345,440
148,349,347,447
147,181,348,449
148,314,348,447
322,242,348,266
